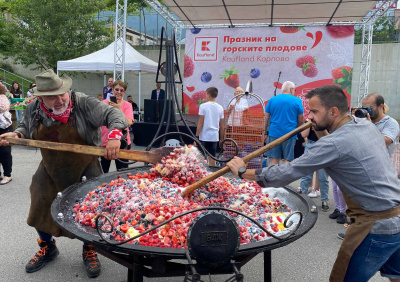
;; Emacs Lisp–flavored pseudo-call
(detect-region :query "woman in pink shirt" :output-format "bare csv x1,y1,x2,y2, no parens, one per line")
100,80,133,172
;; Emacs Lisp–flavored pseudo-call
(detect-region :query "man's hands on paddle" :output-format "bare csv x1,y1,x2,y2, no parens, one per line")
226,156,246,176
105,139,121,160
0,132,19,146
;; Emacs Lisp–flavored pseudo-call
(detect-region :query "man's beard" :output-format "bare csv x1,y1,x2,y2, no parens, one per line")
370,108,379,121
311,113,331,131
50,103,68,115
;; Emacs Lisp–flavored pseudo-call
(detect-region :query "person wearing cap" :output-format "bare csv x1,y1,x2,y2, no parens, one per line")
361,93,399,155
0,69,127,278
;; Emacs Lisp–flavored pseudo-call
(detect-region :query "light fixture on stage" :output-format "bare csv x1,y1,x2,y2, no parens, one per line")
159,62,178,77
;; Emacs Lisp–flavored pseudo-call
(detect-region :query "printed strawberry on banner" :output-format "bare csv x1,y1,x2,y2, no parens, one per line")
279,26,306,33
220,66,240,88
332,66,352,94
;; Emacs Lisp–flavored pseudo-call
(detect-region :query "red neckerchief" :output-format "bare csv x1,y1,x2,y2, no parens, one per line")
40,98,72,124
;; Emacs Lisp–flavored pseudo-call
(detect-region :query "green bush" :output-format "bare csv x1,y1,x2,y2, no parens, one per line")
0,61,14,73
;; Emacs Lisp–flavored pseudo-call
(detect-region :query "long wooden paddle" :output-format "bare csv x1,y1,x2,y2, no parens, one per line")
5,137,174,164
181,122,312,196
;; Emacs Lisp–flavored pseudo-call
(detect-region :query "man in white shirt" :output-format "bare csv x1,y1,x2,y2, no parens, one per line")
194,87,224,166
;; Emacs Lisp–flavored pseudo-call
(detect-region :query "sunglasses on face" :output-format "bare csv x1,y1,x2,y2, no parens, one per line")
114,88,125,93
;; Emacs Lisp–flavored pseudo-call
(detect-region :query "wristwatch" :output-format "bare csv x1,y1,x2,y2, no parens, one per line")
238,167,247,179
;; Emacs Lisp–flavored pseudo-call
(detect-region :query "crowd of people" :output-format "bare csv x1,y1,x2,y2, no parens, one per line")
0,71,399,281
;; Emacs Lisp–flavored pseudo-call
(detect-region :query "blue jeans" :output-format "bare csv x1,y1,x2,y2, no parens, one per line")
299,140,329,201
264,136,296,161
344,232,400,281
15,110,23,124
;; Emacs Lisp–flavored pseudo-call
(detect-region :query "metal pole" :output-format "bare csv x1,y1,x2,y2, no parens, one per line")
264,251,272,282
113,0,119,80
139,71,142,121
121,0,127,81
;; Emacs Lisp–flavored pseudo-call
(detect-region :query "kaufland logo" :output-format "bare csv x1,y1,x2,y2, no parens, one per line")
194,37,218,61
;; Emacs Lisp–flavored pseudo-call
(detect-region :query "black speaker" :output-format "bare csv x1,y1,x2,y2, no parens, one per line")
144,99,157,122
159,99,175,123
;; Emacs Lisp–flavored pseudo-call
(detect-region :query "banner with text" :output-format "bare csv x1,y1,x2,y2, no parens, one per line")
183,26,354,118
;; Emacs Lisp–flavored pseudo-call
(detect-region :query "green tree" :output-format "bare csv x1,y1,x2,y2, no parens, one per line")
2,0,114,71
355,16,399,44
103,0,149,15
0,0,11,53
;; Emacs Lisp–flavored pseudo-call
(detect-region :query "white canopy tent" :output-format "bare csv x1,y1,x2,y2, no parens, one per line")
57,41,159,113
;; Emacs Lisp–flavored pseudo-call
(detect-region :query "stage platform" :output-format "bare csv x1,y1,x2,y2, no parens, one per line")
132,120,197,147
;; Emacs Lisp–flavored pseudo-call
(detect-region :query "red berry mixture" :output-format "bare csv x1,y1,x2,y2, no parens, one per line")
73,146,291,248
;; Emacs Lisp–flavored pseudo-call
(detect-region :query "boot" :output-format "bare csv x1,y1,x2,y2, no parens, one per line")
82,244,101,278
25,238,59,273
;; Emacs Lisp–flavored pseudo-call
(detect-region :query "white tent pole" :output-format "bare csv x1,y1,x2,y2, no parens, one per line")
139,71,142,121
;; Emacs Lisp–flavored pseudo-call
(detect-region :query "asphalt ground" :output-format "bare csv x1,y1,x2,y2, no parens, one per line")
0,145,387,282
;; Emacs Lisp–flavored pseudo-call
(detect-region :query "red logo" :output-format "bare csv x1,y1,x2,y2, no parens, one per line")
201,41,211,51
194,37,218,61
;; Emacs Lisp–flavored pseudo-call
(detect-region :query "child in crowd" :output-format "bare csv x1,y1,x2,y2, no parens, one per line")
329,179,347,224
194,87,224,166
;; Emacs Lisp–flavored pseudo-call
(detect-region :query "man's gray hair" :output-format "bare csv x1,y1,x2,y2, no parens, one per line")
282,81,295,93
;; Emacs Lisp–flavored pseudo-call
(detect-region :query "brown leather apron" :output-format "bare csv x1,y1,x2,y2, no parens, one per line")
330,192,400,281
27,122,102,237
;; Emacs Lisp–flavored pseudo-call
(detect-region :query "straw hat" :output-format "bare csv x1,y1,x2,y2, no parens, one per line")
32,69,72,96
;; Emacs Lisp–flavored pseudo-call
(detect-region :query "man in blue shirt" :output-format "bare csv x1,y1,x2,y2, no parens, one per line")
102,77,113,100
264,81,303,165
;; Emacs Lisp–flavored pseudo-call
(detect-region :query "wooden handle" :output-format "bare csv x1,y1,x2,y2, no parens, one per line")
5,137,151,163
181,122,311,196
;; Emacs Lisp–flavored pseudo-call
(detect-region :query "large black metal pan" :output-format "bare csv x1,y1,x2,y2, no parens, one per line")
51,166,318,258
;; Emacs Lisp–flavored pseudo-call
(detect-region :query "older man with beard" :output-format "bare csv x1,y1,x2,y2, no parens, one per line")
227,85,400,282
0,69,127,278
